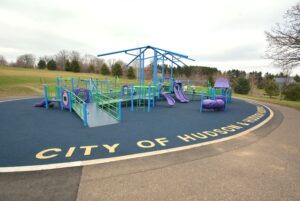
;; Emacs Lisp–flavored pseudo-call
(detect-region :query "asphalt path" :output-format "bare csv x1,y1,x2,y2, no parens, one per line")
0,102,299,201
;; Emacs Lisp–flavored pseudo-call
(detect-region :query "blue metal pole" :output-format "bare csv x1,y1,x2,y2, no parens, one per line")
141,52,144,85
200,92,204,112
224,90,228,111
68,91,72,112
118,101,122,121
162,57,165,83
148,84,150,112
131,85,134,112
83,102,87,127
170,56,174,93
43,84,49,110
139,49,142,86
59,86,63,110
89,79,93,102
153,50,157,86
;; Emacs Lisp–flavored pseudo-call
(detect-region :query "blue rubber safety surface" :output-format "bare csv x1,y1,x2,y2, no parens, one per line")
0,98,271,168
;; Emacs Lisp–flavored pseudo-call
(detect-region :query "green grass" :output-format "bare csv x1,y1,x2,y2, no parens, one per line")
0,66,136,97
234,93,300,110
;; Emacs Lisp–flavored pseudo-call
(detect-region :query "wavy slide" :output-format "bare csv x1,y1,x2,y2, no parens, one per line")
160,93,175,106
174,87,189,103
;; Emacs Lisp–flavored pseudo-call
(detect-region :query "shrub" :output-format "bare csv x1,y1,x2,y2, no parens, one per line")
234,77,250,94
127,66,136,79
264,80,279,98
282,83,300,101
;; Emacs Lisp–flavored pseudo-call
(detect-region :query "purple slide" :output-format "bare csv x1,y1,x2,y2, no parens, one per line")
161,93,175,106
174,87,189,103
34,100,54,108
34,100,46,107
178,88,189,102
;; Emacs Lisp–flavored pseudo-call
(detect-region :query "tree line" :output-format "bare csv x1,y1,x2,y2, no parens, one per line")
0,50,137,79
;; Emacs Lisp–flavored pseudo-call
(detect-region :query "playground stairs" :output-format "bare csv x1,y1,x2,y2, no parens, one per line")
86,103,118,127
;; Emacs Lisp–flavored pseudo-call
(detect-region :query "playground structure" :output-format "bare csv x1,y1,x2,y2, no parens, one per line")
35,46,233,127
199,77,232,112
37,77,160,127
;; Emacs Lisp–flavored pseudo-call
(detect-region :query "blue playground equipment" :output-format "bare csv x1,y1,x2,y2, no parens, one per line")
35,77,123,127
97,45,194,86
34,46,234,128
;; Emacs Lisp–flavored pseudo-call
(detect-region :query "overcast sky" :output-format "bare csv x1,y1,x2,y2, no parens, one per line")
0,0,299,74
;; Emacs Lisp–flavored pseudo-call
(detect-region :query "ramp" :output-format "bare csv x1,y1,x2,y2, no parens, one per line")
86,103,118,127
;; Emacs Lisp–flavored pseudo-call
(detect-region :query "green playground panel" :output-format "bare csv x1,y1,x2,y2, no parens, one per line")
71,92,85,120
46,85,60,100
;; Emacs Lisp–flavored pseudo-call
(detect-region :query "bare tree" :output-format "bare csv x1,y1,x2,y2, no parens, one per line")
265,3,300,76
39,55,52,63
55,50,69,71
81,54,95,72
69,51,81,62
16,54,36,68
0,55,7,66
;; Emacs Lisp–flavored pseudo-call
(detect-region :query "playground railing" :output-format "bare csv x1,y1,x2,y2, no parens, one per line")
95,93,121,121
70,92,88,127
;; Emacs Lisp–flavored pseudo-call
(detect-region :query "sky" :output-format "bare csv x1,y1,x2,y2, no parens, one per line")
0,0,299,75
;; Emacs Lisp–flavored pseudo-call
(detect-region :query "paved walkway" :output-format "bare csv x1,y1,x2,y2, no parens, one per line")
0,103,299,201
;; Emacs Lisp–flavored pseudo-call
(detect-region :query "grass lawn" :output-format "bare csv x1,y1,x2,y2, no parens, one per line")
234,93,300,110
0,66,136,97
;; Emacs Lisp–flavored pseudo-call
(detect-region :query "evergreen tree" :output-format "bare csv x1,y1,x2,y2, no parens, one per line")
294,74,300,82
100,63,110,75
127,66,136,79
47,59,56,70
234,77,250,94
88,64,95,73
71,60,80,72
208,75,214,87
65,60,71,71
265,80,279,98
112,63,123,77
38,59,46,69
